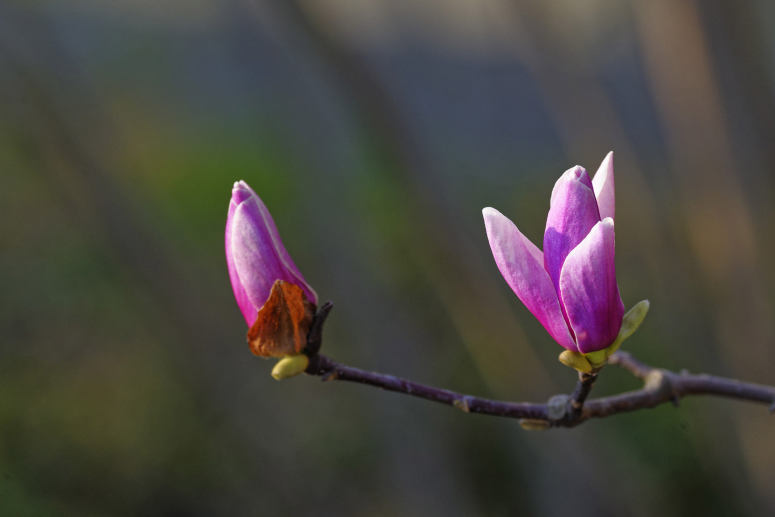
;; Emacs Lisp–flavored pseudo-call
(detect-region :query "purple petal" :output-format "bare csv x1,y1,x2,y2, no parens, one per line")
543,166,601,293
558,218,624,353
483,208,576,350
238,182,318,305
592,151,615,220
226,195,255,325
226,181,318,325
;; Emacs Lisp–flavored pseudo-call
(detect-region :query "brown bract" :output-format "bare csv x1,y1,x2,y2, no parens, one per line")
247,280,316,357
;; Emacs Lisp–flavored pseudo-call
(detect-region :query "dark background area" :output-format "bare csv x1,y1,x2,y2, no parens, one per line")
1,1,774,515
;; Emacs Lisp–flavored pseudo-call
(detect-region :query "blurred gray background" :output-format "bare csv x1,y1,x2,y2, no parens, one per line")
1,0,774,515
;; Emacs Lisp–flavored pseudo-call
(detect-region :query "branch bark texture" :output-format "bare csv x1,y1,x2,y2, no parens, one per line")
305,351,775,429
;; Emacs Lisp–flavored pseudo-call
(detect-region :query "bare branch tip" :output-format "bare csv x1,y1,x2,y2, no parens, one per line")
305,301,335,356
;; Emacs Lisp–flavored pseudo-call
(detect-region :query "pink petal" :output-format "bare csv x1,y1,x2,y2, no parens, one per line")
592,151,615,220
483,208,576,350
225,196,255,325
558,218,624,353
239,182,318,306
543,166,601,294
226,181,318,326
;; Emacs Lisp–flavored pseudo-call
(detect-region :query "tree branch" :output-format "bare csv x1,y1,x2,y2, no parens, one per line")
300,304,775,428
568,372,599,420
306,353,549,420
607,350,652,379
305,352,775,428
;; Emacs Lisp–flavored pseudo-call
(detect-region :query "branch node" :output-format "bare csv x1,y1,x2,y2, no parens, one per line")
547,394,570,420
644,369,682,407
644,369,666,390
453,396,472,413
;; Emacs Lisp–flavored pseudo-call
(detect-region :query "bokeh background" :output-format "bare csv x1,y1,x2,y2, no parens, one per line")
2,1,774,515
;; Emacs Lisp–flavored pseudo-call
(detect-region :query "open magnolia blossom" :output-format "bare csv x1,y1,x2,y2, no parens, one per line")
483,152,625,356
225,180,318,360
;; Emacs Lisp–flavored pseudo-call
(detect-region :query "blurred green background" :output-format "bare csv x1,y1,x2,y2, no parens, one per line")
2,1,774,515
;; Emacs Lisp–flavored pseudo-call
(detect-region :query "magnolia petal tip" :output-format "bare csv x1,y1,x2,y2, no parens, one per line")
593,152,616,220
482,206,503,220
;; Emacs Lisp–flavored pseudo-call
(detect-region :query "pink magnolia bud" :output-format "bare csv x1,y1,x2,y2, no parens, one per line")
483,152,624,354
225,181,318,357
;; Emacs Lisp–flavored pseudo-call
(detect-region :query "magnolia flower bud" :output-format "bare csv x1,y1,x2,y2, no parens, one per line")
225,181,318,357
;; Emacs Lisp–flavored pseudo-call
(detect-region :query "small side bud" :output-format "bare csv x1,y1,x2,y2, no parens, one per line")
558,350,593,373
519,418,551,431
271,353,310,380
